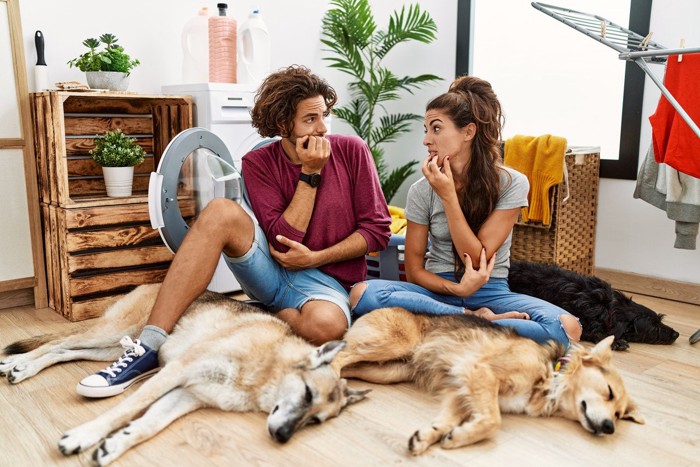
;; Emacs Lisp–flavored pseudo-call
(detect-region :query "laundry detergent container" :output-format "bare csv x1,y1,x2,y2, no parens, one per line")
238,9,271,84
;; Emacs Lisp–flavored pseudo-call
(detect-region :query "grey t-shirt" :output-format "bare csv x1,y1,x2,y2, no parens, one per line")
404,166,529,279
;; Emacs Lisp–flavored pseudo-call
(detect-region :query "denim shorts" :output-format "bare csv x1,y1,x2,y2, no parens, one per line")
223,224,351,326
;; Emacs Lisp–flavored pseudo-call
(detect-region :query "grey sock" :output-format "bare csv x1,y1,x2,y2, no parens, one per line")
138,325,168,351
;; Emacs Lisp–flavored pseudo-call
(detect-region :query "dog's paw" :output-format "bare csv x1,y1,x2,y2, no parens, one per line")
7,364,34,384
611,339,629,351
91,438,120,467
408,426,442,456
90,427,134,466
440,429,460,449
59,427,103,456
0,356,19,377
408,430,430,455
7,361,39,384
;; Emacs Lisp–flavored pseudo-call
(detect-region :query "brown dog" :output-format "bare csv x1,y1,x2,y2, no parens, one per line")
334,307,644,455
1,284,367,465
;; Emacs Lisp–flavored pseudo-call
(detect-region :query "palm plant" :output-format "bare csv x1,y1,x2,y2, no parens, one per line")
321,0,442,203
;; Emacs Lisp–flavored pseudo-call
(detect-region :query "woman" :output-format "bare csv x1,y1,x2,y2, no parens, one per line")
350,76,581,346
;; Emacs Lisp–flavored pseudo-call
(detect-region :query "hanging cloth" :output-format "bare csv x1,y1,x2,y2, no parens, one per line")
504,134,567,226
633,144,700,250
649,54,700,179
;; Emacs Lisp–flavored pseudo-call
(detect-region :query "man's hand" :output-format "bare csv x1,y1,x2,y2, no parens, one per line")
297,135,331,174
269,235,320,270
450,248,494,297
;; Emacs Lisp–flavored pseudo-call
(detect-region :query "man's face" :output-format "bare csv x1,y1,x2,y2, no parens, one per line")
287,95,329,146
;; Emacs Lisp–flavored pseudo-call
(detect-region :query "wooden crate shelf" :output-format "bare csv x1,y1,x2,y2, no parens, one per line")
31,92,194,320
31,91,192,207
42,202,174,321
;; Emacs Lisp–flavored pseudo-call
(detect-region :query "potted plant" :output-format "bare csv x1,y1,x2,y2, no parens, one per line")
90,129,146,197
321,0,442,204
67,33,140,91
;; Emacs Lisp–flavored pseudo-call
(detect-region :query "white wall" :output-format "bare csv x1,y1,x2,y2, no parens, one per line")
17,0,700,285
19,0,332,92
18,0,455,201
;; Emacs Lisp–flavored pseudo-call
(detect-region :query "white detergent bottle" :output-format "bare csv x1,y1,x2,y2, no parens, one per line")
182,6,210,83
238,9,271,85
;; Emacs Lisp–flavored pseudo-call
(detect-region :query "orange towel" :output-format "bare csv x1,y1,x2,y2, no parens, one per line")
504,134,567,225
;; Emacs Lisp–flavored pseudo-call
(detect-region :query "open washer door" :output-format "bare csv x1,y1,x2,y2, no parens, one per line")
148,127,273,292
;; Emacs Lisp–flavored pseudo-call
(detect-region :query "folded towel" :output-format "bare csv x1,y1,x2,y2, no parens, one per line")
504,134,567,225
388,205,407,235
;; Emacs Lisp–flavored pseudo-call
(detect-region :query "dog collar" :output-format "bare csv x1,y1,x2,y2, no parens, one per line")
553,356,571,373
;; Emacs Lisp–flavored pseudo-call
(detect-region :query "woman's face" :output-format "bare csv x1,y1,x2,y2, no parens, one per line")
422,109,474,166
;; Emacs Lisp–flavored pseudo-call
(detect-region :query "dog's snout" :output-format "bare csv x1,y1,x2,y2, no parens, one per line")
272,425,294,444
601,419,615,434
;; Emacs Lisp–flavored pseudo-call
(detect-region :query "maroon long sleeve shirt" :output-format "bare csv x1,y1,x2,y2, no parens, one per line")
241,134,391,290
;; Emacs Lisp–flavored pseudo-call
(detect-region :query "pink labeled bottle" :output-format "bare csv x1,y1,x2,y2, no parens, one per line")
209,3,237,83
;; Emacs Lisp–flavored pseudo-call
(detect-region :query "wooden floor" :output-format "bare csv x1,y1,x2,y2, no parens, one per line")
1,293,699,466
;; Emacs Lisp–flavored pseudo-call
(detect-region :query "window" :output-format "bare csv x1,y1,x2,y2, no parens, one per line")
456,0,653,179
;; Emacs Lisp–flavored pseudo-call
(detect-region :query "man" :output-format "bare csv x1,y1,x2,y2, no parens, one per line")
77,66,391,398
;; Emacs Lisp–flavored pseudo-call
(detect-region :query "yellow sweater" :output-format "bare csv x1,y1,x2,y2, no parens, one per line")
504,134,567,225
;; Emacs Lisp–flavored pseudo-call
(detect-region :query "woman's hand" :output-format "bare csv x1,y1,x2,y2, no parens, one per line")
449,248,494,297
422,154,456,201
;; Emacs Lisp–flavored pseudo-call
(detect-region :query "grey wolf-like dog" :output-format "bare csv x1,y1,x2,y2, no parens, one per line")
333,307,644,455
0,284,367,466
509,260,679,350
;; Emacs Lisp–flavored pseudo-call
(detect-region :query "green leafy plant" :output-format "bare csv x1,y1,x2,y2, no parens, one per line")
90,129,146,167
67,34,140,74
321,0,441,203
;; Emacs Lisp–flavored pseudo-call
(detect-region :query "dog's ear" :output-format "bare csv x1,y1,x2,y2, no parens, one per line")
622,398,645,425
339,378,371,406
584,335,614,364
308,340,347,370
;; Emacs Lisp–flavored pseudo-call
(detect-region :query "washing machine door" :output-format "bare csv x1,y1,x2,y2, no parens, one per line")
148,127,265,255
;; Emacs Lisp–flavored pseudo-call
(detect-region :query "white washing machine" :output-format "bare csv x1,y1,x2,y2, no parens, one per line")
162,83,264,170
152,83,274,293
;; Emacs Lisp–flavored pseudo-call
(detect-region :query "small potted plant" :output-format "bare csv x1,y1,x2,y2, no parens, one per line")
91,129,146,197
67,33,140,91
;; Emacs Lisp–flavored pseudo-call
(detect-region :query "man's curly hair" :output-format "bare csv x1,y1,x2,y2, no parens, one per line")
250,65,338,138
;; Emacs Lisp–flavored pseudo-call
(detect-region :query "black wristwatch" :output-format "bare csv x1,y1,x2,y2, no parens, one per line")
299,172,322,188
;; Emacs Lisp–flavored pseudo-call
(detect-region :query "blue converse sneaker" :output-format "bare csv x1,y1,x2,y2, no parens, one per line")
77,336,160,398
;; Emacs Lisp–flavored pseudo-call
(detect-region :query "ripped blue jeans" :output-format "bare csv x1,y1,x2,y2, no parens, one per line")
352,274,578,346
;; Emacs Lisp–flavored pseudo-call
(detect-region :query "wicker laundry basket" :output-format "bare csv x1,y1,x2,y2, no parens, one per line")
510,150,600,275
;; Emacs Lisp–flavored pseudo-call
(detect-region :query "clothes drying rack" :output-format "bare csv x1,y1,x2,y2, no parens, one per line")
533,2,700,345
531,2,700,140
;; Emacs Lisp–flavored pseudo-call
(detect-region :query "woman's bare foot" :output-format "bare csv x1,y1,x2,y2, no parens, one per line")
469,307,530,321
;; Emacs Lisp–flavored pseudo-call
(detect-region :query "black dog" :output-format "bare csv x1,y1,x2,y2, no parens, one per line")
508,261,680,351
